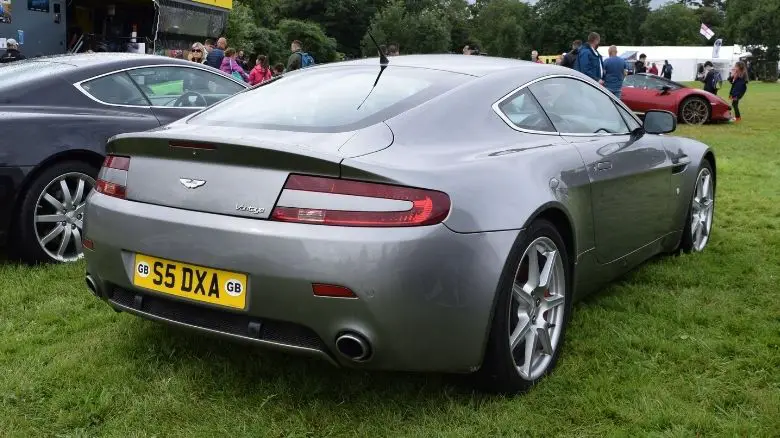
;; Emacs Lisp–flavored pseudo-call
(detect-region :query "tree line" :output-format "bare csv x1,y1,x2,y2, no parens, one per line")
225,0,779,68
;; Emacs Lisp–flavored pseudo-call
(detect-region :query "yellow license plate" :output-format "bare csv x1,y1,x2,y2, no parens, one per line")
133,254,247,310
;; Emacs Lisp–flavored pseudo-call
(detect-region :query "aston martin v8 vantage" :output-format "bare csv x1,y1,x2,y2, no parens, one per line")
83,55,716,394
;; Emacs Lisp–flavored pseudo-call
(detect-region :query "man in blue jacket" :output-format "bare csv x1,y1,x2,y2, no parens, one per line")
578,32,603,83
205,37,227,69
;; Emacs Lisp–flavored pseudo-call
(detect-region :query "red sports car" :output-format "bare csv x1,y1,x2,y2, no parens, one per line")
621,73,732,125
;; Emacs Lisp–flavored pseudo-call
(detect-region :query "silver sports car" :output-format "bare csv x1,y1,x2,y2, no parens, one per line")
83,55,716,394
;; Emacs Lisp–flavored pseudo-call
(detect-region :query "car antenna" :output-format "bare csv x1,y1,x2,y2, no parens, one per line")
357,31,389,110
368,31,389,65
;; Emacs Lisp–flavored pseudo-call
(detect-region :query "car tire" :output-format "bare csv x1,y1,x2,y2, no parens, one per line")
679,96,710,125
12,160,98,264
679,160,715,253
475,219,573,395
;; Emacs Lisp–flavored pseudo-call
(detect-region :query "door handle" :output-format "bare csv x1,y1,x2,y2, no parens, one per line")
672,154,691,174
596,161,612,171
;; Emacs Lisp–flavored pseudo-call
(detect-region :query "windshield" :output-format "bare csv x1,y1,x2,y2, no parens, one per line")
187,65,471,132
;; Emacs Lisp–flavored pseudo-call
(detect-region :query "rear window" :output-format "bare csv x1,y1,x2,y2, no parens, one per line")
187,65,470,132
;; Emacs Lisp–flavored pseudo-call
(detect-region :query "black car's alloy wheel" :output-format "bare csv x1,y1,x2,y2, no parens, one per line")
13,161,98,264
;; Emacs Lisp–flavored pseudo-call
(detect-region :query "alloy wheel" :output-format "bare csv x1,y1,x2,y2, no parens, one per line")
33,172,95,262
681,99,709,125
691,168,714,251
508,236,566,381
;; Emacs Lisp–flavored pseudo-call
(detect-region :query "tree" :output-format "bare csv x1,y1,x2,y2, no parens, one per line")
276,19,339,63
640,3,701,46
725,0,780,63
472,0,534,58
225,1,260,52
361,0,450,55
534,0,632,54
628,0,651,45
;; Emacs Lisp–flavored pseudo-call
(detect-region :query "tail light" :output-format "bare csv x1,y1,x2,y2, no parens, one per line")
270,175,450,227
96,154,130,199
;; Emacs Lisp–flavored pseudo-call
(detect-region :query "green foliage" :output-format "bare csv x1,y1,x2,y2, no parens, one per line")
725,0,780,62
641,3,702,46
361,0,450,56
471,0,534,58
277,19,339,63
225,1,259,52
533,0,631,54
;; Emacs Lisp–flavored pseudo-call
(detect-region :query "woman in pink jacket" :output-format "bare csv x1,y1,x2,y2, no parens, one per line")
220,48,249,83
248,55,273,86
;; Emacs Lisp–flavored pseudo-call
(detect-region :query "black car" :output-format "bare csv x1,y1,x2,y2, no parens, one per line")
0,53,247,263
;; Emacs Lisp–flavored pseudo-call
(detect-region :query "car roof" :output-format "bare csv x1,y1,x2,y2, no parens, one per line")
320,54,563,77
21,52,195,68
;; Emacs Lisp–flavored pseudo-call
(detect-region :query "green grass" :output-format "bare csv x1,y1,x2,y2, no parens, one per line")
2,83,779,437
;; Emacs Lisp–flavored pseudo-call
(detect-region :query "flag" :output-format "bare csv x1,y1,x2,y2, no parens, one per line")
700,23,715,40
712,38,723,58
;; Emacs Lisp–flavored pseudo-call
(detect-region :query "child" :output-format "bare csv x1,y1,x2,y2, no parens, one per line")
248,55,272,86
728,61,748,122
272,63,285,77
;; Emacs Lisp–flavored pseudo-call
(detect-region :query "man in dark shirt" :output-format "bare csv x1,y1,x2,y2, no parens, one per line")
205,37,226,69
286,39,304,72
634,54,647,74
702,61,721,95
0,39,26,63
561,40,581,70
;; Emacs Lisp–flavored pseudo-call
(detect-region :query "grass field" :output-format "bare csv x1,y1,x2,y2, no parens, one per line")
1,83,779,437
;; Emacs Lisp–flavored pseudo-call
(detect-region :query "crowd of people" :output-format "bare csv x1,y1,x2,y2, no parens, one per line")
185,36,315,86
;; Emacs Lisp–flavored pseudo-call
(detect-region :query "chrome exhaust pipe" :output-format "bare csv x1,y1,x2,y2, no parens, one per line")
85,275,98,297
335,332,371,362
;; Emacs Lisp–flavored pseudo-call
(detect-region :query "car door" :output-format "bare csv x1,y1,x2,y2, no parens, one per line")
125,65,247,125
528,76,673,264
620,74,656,114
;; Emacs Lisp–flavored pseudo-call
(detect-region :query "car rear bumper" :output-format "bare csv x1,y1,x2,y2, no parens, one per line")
83,193,520,373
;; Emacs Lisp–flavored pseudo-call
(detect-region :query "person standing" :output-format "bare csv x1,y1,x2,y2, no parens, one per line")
661,60,673,79
248,55,272,86
577,32,603,82
602,45,626,99
188,42,206,64
205,37,227,69
286,39,315,71
728,61,748,122
0,39,26,63
634,53,647,74
702,61,722,95
562,40,581,70
648,62,659,75
220,48,249,83
531,50,543,63
386,43,400,56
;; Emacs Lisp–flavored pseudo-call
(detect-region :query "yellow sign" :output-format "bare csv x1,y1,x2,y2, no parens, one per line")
133,253,248,310
191,0,232,10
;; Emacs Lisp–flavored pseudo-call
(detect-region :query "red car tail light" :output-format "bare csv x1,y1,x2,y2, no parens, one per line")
96,154,130,199
270,175,450,227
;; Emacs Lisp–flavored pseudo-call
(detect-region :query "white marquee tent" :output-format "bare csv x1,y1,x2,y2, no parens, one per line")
596,45,750,81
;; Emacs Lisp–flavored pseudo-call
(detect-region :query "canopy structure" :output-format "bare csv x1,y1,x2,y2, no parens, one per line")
598,45,746,81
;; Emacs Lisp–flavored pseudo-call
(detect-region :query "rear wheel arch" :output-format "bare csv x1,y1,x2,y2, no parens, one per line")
11,150,103,229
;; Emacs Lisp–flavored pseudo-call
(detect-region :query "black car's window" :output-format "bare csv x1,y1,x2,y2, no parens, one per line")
497,88,555,132
80,72,149,106
529,77,629,135
127,66,244,107
188,66,471,132
615,102,641,132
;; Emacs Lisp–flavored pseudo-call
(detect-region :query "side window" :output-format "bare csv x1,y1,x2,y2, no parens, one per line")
529,77,630,135
127,66,245,107
497,89,555,132
615,102,641,132
80,73,149,106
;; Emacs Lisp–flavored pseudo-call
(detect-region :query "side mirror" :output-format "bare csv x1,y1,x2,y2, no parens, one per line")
659,85,672,95
644,110,676,134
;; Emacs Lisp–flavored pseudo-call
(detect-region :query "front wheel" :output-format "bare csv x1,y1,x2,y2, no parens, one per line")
476,219,572,394
679,97,710,125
